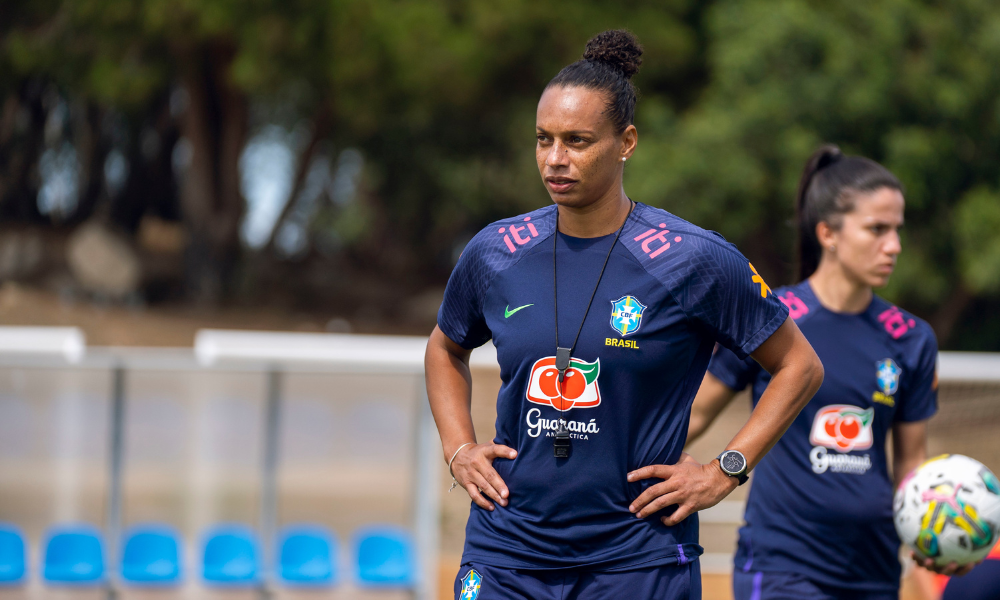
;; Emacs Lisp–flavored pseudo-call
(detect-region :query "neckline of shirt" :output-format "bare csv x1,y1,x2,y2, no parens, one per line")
802,279,878,319
550,200,643,248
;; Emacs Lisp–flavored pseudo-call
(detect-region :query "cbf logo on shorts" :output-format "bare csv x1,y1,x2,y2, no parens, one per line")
460,569,482,600
876,358,902,395
809,405,874,474
610,295,646,336
525,357,601,410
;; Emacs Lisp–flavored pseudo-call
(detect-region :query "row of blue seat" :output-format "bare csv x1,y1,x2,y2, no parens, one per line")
0,522,414,587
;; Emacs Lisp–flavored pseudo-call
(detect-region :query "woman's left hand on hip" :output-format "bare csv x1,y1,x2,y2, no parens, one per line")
626,452,738,524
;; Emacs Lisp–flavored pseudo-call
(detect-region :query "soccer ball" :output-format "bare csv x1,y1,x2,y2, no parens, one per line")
894,454,1000,566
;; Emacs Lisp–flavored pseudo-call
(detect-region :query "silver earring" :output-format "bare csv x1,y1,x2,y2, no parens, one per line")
830,246,836,252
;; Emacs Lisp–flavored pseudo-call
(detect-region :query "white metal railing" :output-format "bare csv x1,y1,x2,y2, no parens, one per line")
2,327,996,586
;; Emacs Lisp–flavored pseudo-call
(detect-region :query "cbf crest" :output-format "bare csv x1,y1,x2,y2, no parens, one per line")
610,295,646,337
460,569,482,600
876,358,902,395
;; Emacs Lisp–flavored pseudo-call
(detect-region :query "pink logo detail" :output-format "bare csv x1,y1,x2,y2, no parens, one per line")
633,223,682,259
779,291,809,320
922,483,964,513
498,217,540,253
878,306,916,339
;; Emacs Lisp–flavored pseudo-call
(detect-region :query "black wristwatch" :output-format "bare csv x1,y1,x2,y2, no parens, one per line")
717,450,749,485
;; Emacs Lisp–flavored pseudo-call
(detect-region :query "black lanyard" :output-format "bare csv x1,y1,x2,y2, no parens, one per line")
552,200,634,458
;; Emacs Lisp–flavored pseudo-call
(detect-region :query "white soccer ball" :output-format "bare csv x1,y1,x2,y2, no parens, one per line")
894,454,1000,566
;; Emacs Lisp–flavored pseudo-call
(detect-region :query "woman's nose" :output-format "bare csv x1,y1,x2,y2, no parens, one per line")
546,142,569,167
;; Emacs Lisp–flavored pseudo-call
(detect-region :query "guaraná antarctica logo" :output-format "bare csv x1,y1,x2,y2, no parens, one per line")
524,356,602,441
808,405,875,474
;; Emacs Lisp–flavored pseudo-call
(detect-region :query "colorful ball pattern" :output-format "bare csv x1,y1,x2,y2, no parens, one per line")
894,454,1000,566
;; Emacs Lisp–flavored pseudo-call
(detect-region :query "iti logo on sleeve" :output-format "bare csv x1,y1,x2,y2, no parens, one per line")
610,295,646,336
460,569,482,600
525,357,601,410
876,358,902,395
810,405,874,452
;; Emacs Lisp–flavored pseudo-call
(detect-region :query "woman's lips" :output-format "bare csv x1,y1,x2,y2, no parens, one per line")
546,178,577,193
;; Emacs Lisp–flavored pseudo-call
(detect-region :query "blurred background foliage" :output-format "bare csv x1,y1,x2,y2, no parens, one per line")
0,0,998,349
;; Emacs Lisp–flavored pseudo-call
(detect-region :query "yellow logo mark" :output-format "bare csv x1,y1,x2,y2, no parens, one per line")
605,338,640,350
872,391,895,407
749,263,771,298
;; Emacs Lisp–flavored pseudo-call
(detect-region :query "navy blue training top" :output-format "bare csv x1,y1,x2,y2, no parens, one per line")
709,279,938,591
437,202,788,571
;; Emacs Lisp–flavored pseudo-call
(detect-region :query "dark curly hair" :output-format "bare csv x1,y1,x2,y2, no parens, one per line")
547,30,643,134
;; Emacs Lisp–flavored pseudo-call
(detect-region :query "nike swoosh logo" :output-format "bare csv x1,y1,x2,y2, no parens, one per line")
504,304,533,318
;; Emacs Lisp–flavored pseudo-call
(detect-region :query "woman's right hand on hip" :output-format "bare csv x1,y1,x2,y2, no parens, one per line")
451,442,517,511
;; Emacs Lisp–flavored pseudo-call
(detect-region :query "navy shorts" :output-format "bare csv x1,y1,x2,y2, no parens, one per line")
454,560,701,600
732,570,896,600
942,559,1000,600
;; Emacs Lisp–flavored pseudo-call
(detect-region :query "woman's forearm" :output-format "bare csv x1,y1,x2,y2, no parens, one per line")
893,420,928,489
425,326,478,462
727,357,823,469
725,318,824,469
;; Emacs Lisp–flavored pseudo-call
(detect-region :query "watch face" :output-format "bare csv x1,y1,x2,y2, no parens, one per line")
721,451,746,475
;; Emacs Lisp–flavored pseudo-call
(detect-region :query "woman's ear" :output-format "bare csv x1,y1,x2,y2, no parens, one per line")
815,221,837,253
621,124,637,160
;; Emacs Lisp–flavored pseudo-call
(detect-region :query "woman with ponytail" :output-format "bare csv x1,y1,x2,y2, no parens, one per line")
426,30,824,599
687,145,960,599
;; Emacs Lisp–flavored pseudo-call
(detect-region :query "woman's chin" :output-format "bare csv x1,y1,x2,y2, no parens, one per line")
549,191,588,208
869,273,892,288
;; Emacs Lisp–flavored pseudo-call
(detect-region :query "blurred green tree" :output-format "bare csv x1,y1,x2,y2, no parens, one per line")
2,0,997,346
627,0,1000,347
0,0,703,303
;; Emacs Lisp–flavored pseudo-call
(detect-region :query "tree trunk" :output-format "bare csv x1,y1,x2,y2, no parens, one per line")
67,102,110,226
110,90,181,232
176,42,248,303
930,284,972,348
0,81,48,223
263,102,331,252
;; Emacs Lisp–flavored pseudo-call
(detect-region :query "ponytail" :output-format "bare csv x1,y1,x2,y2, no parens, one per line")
795,145,903,281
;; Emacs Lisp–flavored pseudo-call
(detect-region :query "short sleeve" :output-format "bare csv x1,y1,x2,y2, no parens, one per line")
678,241,789,359
437,242,493,350
895,330,939,423
708,343,760,392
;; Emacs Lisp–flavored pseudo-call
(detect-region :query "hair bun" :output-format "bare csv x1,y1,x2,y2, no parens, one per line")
583,30,643,79
815,144,843,171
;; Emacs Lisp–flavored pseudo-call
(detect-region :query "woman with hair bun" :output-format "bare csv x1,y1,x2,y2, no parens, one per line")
687,145,964,599
426,30,824,599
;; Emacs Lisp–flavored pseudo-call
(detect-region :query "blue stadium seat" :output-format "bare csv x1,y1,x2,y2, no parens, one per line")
0,525,25,584
42,525,105,585
201,525,258,586
121,525,182,585
353,526,414,587
277,525,336,586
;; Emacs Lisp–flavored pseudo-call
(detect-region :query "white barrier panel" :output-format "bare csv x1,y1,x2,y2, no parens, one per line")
195,328,501,371
938,352,1000,382
0,327,85,363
